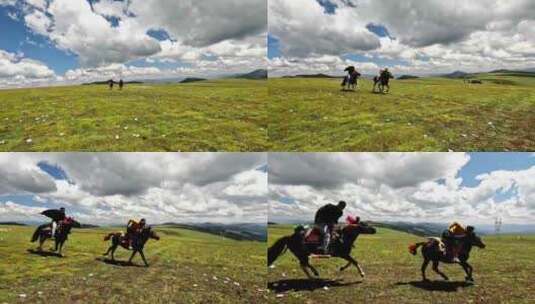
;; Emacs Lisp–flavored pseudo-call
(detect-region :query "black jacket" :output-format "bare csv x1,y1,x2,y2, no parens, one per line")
314,204,343,224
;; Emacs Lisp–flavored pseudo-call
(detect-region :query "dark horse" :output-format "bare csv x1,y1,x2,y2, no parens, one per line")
268,223,376,278
31,219,81,256
342,66,361,90
373,70,394,93
409,232,485,282
103,226,160,267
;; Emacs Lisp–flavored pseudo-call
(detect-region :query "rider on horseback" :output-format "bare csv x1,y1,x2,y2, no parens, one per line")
40,207,67,239
441,222,472,263
125,218,146,249
314,200,346,255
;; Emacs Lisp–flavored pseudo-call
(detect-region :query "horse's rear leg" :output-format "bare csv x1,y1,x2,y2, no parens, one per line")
432,261,449,281
421,259,430,281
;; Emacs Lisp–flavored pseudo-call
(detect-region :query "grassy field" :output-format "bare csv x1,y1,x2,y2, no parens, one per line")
0,79,267,152
268,73,535,151
0,225,267,303
267,225,535,304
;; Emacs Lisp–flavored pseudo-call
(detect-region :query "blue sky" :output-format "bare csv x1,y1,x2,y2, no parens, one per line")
0,153,267,225
0,0,266,87
269,152,535,225
269,0,535,76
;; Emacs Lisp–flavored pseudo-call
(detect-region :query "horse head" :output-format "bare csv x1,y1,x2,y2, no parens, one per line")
141,226,160,242
341,222,376,243
468,232,485,249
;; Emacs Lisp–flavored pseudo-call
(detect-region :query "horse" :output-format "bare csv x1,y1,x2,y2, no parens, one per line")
103,226,160,267
268,222,376,278
31,219,81,256
342,71,361,91
409,232,485,282
373,71,394,93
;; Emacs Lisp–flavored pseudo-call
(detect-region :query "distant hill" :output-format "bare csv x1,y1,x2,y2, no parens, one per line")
234,69,267,80
82,79,143,85
442,70,469,78
179,77,207,83
0,222,26,226
79,223,99,229
283,73,339,79
159,222,266,242
397,75,419,80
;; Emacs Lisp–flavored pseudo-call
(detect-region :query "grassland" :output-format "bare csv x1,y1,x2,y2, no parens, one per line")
0,225,267,303
0,79,267,152
268,73,535,151
267,225,535,304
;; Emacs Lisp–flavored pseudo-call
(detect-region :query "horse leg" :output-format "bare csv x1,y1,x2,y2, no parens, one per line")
432,261,449,281
111,246,117,261
139,250,149,267
343,255,365,277
128,250,137,264
298,256,314,279
421,259,430,281
460,261,473,281
339,261,351,272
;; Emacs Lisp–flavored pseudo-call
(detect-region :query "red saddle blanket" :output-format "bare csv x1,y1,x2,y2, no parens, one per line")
304,228,322,244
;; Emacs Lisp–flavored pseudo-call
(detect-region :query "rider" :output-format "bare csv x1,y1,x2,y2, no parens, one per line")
50,207,66,238
125,218,146,248
314,201,347,255
441,222,467,263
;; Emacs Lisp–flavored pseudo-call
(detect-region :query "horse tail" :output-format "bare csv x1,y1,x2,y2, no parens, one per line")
31,226,43,242
409,242,426,255
103,233,115,241
268,236,290,266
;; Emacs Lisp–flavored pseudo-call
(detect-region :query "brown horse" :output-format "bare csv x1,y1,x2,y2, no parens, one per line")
268,222,376,278
409,232,485,282
31,219,81,256
103,226,160,267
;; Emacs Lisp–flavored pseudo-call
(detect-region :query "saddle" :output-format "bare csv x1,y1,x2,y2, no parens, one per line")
302,226,341,244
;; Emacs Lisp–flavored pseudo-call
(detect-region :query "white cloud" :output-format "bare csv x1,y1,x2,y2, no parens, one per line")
0,50,56,87
269,153,535,225
269,0,535,75
0,153,267,224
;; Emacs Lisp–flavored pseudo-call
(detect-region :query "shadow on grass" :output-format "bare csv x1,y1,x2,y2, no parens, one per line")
395,280,474,292
268,278,362,293
27,249,63,258
95,257,145,267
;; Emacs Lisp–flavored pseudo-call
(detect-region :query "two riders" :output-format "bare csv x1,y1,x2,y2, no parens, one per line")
341,66,394,93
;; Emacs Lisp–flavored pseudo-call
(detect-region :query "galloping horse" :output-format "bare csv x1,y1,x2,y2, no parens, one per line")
342,66,361,90
409,232,485,282
268,222,376,278
31,219,81,256
103,226,160,267
373,70,394,93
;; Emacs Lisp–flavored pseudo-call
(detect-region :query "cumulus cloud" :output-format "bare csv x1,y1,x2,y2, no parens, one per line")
0,153,267,224
269,0,535,75
0,0,267,87
269,153,535,225
0,50,56,87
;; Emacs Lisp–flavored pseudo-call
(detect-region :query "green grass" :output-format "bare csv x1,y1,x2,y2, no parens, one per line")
268,74,535,151
0,79,267,152
0,225,267,303
267,225,535,304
